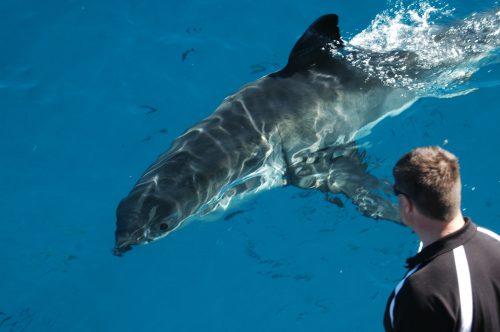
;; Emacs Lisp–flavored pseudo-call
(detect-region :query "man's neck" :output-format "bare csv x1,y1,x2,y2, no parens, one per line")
417,213,466,248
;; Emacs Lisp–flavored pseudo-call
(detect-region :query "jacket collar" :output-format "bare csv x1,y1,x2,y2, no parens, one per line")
406,217,476,269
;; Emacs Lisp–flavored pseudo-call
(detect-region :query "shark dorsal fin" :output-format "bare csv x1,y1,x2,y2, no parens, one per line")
278,14,344,77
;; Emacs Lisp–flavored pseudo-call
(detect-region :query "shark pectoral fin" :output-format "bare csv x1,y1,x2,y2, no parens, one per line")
286,145,347,192
339,183,402,225
287,145,403,225
326,161,402,225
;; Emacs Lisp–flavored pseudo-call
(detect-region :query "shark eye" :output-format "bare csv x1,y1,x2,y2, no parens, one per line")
159,223,169,231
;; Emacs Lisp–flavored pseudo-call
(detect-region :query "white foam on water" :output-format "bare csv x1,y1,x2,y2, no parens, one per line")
340,0,500,96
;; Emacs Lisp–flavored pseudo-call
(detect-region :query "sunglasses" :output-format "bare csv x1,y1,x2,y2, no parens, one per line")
393,185,408,197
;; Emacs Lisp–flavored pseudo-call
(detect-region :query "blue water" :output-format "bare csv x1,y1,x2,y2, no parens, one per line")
1,0,499,331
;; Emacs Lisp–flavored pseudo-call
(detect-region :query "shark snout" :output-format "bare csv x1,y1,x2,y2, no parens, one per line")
114,193,183,256
113,219,150,256
113,239,132,256
114,196,150,256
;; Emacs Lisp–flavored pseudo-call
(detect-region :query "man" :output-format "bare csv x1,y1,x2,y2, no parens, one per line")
383,146,500,332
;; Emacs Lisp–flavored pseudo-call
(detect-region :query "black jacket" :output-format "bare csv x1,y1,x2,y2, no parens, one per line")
384,219,500,331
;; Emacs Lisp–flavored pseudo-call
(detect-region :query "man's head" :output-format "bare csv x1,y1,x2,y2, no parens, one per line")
393,146,461,223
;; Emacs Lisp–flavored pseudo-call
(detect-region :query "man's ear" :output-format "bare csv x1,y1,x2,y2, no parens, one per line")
400,195,413,214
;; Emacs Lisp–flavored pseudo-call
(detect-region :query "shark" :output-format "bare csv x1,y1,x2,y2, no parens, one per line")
114,11,500,255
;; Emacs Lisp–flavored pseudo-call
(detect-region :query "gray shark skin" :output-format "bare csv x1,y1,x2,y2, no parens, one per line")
114,12,499,255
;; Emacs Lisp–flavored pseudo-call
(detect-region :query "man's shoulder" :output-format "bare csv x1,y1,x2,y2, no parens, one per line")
405,253,458,296
466,225,500,274
467,225,500,260
474,226,500,245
